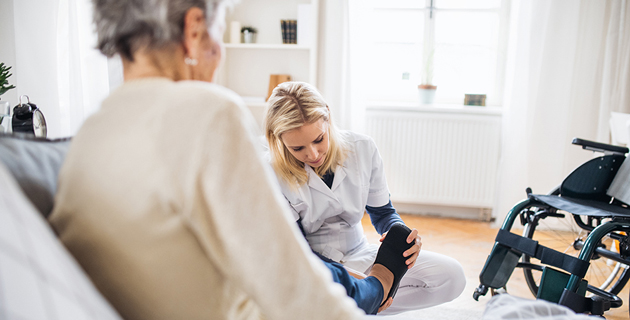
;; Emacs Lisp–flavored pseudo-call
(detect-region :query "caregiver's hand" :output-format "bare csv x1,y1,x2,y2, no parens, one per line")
379,227,422,269
404,228,422,269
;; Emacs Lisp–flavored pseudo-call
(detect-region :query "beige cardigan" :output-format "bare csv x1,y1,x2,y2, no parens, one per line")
49,78,364,320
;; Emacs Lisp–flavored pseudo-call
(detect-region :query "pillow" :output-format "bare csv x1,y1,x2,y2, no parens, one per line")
0,161,122,320
0,133,71,218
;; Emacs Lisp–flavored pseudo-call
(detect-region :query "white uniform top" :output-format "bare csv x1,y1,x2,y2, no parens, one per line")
278,131,391,272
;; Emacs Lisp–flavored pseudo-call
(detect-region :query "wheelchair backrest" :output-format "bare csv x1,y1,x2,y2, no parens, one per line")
560,154,625,202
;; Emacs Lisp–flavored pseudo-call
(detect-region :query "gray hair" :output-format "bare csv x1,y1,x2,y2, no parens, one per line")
92,0,228,61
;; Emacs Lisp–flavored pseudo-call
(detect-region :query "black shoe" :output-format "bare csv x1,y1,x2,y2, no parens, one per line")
374,223,414,306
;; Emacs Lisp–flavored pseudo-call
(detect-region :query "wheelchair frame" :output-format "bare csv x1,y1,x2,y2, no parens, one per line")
474,138,630,316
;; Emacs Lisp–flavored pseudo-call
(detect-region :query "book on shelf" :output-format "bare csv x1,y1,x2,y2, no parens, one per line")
290,20,297,44
280,19,297,44
281,20,288,44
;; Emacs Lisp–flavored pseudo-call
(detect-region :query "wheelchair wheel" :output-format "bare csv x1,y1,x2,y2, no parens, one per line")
520,209,630,297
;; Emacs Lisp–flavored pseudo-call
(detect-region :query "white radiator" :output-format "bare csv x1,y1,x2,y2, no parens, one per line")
366,108,502,209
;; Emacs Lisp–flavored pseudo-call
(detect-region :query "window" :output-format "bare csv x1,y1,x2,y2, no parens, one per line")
364,0,509,106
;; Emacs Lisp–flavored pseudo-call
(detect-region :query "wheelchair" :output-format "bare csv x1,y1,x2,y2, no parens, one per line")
474,138,630,316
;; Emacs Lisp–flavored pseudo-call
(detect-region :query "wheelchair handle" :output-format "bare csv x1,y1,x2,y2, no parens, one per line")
572,137,628,155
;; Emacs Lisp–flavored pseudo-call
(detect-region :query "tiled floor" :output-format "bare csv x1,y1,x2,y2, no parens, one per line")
361,214,630,319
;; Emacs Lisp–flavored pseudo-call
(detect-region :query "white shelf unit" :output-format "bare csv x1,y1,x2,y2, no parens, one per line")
217,0,319,117
224,43,312,50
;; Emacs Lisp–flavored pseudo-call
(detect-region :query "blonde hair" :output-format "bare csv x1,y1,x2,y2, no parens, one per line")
264,82,349,188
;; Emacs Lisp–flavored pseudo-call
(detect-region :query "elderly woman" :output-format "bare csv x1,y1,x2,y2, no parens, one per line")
47,1,393,319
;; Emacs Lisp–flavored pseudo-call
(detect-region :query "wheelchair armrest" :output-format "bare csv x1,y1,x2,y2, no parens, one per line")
572,138,628,155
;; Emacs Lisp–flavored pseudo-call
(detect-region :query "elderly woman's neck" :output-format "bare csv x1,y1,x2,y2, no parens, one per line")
123,47,188,82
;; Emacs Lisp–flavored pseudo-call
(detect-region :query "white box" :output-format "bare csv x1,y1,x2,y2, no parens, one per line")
230,21,241,44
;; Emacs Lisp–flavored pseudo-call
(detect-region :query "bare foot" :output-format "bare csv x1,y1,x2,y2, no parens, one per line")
378,297,393,313
368,264,394,305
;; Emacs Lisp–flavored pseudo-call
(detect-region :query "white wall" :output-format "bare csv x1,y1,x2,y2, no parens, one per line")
13,0,62,137
5,0,63,137
317,0,346,129
0,0,18,108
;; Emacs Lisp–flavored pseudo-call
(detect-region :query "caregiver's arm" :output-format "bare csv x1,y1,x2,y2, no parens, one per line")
366,200,404,235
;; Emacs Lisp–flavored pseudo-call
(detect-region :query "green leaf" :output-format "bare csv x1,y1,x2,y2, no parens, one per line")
0,63,15,96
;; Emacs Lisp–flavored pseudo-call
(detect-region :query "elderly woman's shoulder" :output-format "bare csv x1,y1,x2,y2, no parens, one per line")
176,81,245,108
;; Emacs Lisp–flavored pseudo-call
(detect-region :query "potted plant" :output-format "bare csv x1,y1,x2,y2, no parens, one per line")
241,26,257,43
0,63,15,132
418,50,436,104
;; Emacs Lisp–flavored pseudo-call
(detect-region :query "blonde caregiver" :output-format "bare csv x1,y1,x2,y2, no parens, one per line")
264,81,467,315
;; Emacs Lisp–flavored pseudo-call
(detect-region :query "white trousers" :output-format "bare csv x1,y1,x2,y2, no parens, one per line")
354,248,466,316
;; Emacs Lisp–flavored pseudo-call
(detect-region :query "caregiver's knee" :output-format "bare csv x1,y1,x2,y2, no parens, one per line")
440,258,466,301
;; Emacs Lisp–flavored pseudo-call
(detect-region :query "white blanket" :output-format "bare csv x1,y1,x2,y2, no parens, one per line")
482,295,592,320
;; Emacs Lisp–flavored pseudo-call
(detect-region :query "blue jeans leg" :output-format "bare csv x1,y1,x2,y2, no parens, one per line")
321,258,383,315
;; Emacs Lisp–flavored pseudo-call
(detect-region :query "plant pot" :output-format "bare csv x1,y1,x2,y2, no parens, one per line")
0,100,10,133
418,85,437,105
242,30,257,43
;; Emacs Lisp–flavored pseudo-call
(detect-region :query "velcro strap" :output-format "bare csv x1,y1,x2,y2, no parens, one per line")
495,229,590,278
495,229,538,256
537,246,590,279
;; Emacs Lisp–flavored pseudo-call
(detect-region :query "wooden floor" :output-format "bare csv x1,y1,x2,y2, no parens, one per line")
361,214,630,319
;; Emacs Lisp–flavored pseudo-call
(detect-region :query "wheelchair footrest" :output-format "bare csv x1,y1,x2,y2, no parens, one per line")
538,266,612,315
558,289,611,316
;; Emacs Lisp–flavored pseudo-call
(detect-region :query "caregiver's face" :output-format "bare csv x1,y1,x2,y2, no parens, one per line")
281,118,330,168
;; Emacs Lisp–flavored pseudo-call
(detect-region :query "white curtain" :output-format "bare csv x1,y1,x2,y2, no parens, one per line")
317,0,371,133
56,0,110,138
493,0,630,225
597,0,630,140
